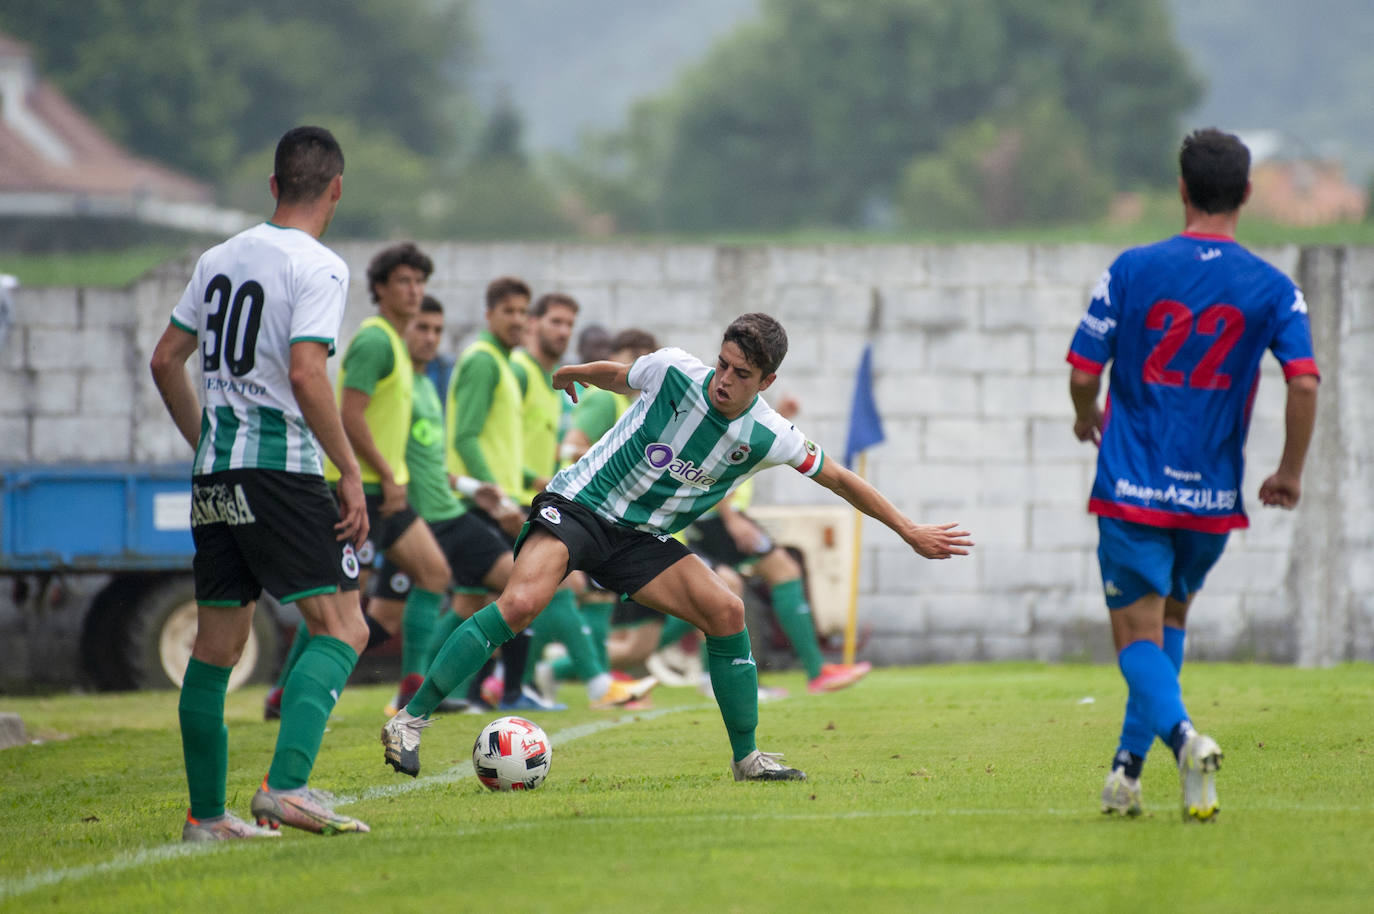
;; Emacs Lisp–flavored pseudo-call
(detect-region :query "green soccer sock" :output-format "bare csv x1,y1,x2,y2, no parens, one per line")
657,614,696,649
180,657,232,820
706,629,760,762
275,621,311,689
401,588,444,678
423,610,462,674
770,578,825,680
533,589,604,682
407,603,515,717
579,600,614,671
266,634,358,791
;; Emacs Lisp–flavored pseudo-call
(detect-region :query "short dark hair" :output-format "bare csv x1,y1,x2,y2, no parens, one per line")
486,276,531,310
1180,128,1250,215
531,292,579,318
366,242,433,303
273,126,344,205
723,313,788,376
609,328,658,356
420,295,443,315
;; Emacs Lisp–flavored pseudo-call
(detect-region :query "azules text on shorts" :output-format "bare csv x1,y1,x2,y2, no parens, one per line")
1114,477,1237,511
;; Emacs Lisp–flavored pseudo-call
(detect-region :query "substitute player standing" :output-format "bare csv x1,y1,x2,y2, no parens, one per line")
150,126,371,838
383,312,972,781
1067,128,1320,822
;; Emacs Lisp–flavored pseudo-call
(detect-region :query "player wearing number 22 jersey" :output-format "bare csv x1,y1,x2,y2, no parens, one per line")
1067,127,1321,825
1067,233,1319,533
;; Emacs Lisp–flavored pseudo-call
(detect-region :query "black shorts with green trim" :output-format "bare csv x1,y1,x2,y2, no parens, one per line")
518,492,691,599
191,468,361,606
684,513,773,569
372,512,510,600
352,491,421,566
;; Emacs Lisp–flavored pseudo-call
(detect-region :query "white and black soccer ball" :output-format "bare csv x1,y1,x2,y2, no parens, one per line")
472,716,552,791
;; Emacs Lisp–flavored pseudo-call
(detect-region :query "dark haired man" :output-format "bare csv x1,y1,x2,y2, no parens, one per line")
269,243,453,719
1068,128,1320,822
369,296,521,713
385,312,972,781
442,276,543,710
150,125,370,838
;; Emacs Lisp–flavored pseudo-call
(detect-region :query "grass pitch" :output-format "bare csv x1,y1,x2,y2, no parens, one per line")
1,662,1371,913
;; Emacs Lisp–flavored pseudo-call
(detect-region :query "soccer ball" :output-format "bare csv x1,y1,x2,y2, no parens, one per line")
472,716,552,791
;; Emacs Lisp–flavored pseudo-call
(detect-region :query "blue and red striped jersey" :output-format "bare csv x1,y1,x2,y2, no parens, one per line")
1067,233,1319,532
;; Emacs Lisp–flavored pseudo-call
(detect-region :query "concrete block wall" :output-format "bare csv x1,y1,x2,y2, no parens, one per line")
3,242,1369,665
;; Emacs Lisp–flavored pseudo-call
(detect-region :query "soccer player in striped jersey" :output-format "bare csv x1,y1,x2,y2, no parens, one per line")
384,312,972,781
150,126,370,838
1068,128,1320,821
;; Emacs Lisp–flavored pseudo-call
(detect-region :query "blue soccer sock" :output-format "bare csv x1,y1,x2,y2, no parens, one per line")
1117,639,1190,754
1113,625,1187,773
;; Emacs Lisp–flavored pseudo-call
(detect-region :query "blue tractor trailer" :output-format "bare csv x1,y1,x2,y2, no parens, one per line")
0,464,290,692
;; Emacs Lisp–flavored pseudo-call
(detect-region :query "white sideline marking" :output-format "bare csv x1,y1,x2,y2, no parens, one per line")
0,704,710,900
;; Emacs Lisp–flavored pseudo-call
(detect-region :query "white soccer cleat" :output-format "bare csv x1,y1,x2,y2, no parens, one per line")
182,810,280,841
1178,732,1222,822
731,749,806,782
381,710,434,778
1101,768,1143,817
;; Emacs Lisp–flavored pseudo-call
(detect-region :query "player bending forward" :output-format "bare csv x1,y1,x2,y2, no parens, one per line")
382,312,972,781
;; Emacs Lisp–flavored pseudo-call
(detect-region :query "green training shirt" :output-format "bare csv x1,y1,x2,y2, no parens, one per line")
406,373,467,523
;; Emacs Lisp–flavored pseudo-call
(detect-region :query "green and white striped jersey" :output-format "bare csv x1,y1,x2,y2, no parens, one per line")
548,347,824,535
169,222,349,476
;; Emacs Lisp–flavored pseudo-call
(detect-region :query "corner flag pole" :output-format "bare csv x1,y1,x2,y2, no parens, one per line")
843,453,866,665
842,290,884,666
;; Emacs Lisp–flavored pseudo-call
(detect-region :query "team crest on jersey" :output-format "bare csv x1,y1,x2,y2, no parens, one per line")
357,540,376,564
341,544,360,579
540,505,562,525
726,443,751,465
390,572,411,594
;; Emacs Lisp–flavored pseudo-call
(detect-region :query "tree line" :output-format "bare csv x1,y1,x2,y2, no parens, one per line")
2,0,1202,237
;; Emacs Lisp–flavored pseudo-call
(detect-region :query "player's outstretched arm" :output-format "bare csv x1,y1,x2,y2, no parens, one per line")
552,360,632,403
290,340,368,546
149,323,202,450
812,460,972,560
1259,373,1319,509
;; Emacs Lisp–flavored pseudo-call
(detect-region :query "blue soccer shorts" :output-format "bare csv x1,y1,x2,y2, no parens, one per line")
1096,516,1229,609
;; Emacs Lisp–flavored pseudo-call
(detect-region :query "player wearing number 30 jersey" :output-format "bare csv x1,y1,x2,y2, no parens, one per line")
170,223,349,476
151,126,371,840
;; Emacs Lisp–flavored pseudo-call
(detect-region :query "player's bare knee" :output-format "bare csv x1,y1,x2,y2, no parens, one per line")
700,594,746,637
193,639,245,668
497,588,543,632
